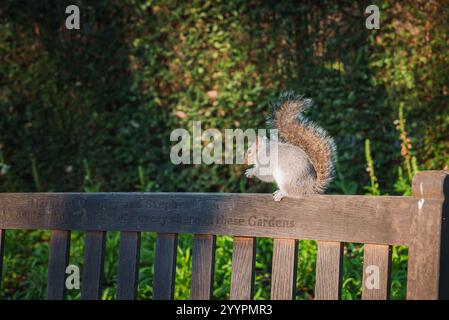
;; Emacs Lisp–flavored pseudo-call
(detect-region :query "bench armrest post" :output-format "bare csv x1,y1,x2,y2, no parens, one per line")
407,170,449,299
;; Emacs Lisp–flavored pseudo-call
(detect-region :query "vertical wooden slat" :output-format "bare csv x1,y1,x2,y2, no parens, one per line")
117,231,141,300
230,237,256,300
315,241,344,300
153,233,178,300
362,244,392,300
407,171,449,299
47,230,71,300
190,234,216,300
271,239,298,300
81,231,106,300
0,229,5,290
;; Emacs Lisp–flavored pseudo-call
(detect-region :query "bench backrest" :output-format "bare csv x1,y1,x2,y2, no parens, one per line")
0,171,448,300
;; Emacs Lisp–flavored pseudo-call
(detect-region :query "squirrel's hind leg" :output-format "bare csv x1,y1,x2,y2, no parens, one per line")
273,190,285,201
275,177,310,200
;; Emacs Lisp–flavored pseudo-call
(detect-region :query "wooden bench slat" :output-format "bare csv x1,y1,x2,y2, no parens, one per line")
0,229,5,289
117,231,141,300
230,237,256,300
190,234,216,300
362,244,392,300
314,241,344,300
0,193,416,246
81,231,106,300
271,239,298,300
153,233,178,300
47,230,71,300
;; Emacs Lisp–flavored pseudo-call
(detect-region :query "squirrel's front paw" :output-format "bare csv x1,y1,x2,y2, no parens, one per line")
245,168,255,178
273,190,285,202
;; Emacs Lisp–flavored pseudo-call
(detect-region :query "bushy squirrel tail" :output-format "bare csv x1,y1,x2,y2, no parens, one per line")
268,92,336,193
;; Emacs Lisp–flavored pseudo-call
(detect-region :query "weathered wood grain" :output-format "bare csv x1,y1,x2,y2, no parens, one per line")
314,241,343,300
407,171,449,299
0,229,5,289
117,231,141,300
47,230,71,300
153,233,178,300
0,193,417,245
81,231,106,300
190,234,216,300
271,239,298,300
362,244,391,300
230,237,256,300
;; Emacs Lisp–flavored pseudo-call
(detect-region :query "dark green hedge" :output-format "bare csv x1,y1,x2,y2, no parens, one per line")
1,0,447,195
0,0,448,300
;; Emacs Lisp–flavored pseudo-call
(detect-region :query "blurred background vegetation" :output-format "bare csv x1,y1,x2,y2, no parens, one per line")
0,0,448,300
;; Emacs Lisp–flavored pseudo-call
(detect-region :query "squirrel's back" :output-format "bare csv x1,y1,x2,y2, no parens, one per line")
269,92,336,193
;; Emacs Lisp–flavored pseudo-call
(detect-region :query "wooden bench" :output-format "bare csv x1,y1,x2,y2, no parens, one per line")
0,171,448,300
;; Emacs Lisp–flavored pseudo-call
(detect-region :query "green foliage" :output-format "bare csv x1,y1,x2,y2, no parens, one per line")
0,0,448,300
364,139,381,195
30,157,42,192
82,159,102,192
393,103,420,195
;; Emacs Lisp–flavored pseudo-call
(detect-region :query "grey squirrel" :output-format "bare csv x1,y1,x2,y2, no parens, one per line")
244,92,336,201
